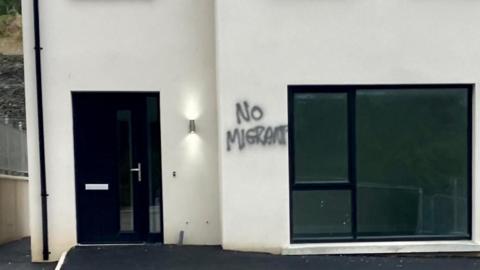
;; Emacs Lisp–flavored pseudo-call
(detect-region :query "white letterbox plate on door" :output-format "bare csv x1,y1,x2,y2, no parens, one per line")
85,184,109,190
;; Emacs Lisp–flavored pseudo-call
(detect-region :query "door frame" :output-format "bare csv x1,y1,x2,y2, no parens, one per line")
71,90,164,244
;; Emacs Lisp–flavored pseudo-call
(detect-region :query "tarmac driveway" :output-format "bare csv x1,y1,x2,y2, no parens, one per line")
60,244,480,270
0,238,55,270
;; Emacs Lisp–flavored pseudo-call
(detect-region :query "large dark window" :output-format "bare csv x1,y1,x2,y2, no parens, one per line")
289,85,472,242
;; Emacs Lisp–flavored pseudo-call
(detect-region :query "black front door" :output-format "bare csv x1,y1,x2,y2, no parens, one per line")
72,92,162,244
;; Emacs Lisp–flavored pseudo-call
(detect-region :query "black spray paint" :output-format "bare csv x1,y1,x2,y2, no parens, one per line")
236,101,264,124
226,101,288,151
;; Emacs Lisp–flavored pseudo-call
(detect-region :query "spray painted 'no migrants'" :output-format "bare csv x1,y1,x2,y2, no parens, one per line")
226,101,288,151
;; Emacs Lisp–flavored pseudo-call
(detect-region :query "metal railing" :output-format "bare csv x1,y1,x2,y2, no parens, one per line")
0,117,27,176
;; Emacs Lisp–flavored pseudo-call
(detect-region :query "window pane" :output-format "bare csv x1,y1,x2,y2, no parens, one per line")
293,93,348,183
117,110,134,232
146,97,162,233
292,190,352,240
356,89,469,238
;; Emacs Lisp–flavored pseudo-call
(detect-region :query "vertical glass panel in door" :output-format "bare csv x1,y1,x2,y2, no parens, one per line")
356,89,469,238
146,97,162,233
292,190,352,240
293,93,348,183
117,110,134,232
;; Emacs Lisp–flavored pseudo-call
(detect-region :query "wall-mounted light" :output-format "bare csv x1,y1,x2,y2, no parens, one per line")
189,119,196,134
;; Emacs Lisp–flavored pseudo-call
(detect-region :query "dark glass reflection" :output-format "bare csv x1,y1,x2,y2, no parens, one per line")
294,93,349,183
356,89,469,238
292,190,352,239
117,110,134,232
147,97,161,233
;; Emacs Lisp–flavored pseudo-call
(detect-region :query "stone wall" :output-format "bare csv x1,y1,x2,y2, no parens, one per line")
0,54,24,127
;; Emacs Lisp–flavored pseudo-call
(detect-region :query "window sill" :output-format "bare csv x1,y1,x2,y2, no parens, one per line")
282,241,480,255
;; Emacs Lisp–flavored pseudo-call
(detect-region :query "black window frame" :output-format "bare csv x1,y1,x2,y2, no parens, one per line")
288,84,473,244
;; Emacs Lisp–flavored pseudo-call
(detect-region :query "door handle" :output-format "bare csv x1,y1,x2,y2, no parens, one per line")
130,163,142,182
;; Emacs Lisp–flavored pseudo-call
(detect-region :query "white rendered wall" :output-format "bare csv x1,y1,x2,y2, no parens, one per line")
0,176,29,245
216,0,480,254
22,0,219,262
